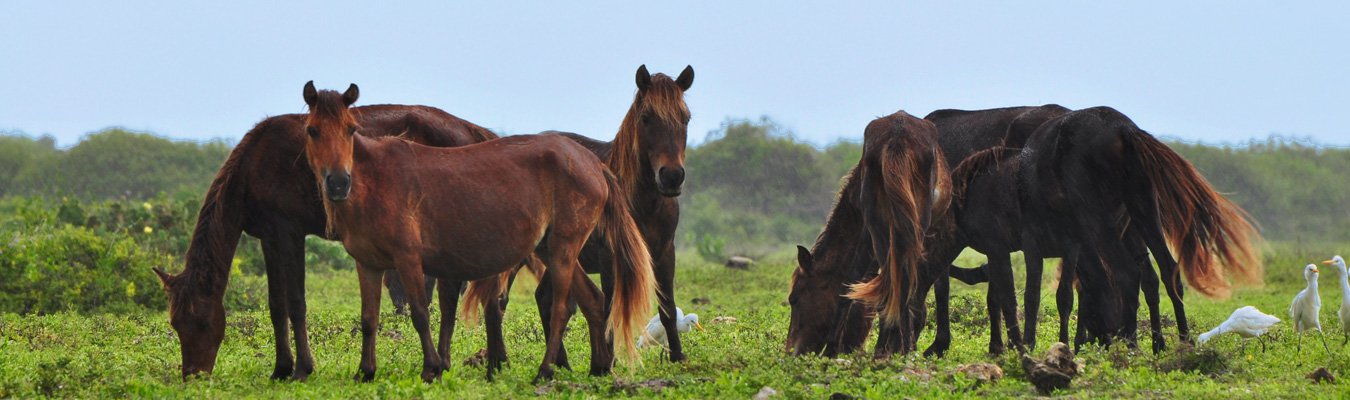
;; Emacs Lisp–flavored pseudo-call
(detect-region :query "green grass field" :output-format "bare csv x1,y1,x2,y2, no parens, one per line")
3,246,1349,398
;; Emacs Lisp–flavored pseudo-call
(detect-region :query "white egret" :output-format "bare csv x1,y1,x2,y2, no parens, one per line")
1197,306,1280,352
1289,264,1331,352
1322,255,1350,345
637,307,705,349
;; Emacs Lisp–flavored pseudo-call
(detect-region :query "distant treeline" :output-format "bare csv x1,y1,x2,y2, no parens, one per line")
0,129,230,200
2,123,1344,257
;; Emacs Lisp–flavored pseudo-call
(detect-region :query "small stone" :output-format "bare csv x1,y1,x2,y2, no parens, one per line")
712,316,738,324
692,297,712,305
955,363,1004,383
752,386,778,400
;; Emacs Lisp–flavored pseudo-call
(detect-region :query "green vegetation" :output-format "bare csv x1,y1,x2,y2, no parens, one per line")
1,122,1349,397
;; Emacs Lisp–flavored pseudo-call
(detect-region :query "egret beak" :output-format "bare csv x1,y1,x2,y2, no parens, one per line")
1322,260,1335,265
1313,267,1320,274
694,321,706,332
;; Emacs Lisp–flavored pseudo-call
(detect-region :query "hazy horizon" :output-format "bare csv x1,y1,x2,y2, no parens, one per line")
3,2,1347,148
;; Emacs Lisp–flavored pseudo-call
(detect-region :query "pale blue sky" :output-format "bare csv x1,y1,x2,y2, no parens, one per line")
2,1,1346,147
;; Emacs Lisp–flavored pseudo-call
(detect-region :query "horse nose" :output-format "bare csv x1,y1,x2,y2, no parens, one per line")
657,166,685,195
325,172,351,201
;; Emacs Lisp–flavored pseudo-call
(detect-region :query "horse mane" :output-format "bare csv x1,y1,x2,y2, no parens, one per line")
950,146,1019,202
305,90,361,129
609,73,689,196
166,117,257,314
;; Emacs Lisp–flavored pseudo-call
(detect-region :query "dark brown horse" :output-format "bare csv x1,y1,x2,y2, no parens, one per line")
464,65,695,367
299,82,654,383
785,111,950,356
152,100,498,379
787,106,1059,357
1017,106,1261,344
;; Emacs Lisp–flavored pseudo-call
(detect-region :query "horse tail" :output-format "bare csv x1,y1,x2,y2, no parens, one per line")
598,169,656,365
1123,129,1262,298
457,271,509,326
848,144,930,326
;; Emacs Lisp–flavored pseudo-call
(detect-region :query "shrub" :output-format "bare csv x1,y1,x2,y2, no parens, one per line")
0,225,167,314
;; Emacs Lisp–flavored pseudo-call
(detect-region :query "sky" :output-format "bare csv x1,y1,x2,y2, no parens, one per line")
2,1,1347,148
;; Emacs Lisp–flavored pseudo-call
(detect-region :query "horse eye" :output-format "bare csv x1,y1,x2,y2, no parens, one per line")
306,127,319,138
348,127,357,135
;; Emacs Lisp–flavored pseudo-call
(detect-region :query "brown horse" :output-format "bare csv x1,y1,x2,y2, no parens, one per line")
152,100,497,379
465,64,695,367
788,111,949,356
300,82,655,383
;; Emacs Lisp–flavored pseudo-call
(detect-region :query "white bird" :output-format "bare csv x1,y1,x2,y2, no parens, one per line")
1197,306,1280,352
1289,263,1331,352
1322,255,1350,345
636,307,705,349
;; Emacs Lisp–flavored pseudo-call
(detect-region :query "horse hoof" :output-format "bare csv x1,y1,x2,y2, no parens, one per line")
354,369,375,383
270,366,293,381
669,352,688,363
421,370,441,383
589,365,612,376
532,368,555,385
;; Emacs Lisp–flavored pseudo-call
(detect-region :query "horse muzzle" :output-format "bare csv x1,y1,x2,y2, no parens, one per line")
325,171,352,202
656,166,685,197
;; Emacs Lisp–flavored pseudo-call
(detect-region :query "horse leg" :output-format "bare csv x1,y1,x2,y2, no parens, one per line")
483,281,507,380
571,271,614,376
1140,225,1189,344
385,270,410,315
923,263,952,358
277,235,316,381
535,249,580,384
1057,253,1077,346
436,279,463,367
988,252,1024,352
260,237,295,380
652,239,686,362
355,265,383,382
1133,240,1165,354
533,271,573,371
393,258,443,383
1022,247,1046,351
986,279,1005,355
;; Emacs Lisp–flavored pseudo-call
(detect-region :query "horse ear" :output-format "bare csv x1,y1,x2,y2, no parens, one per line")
342,84,360,106
303,81,318,107
676,65,694,91
635,64,651,91
796,245,813,275
153,267,172,288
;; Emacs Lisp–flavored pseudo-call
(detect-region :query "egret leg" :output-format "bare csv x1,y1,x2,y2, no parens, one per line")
1259,336,1267,353
1318,330,1330,354
1239,338,1248,354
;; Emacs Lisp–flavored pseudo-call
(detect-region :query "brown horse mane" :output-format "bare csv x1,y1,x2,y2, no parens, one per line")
165,117,259,314
609,73,689,196
950,146,1019,203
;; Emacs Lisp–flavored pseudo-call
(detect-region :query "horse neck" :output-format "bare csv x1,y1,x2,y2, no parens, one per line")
811,173,872,279
178,168,246,299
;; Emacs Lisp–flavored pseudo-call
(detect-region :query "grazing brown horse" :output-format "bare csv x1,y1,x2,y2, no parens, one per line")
786,111,949,356
300,82,654,383
152,100,498,379
465,65,695,366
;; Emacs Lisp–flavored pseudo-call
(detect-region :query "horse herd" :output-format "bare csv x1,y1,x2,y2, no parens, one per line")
150,64,1262,385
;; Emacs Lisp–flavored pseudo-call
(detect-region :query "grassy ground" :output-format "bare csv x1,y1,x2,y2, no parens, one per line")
3,246,1350,398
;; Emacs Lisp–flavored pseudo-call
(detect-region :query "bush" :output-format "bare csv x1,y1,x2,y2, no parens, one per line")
0,225,167,314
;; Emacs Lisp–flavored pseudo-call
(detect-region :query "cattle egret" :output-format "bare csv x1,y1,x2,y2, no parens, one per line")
1290,264,1331,352
1197,306,1280,352
637,307,705,348
1322,255,1350,345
